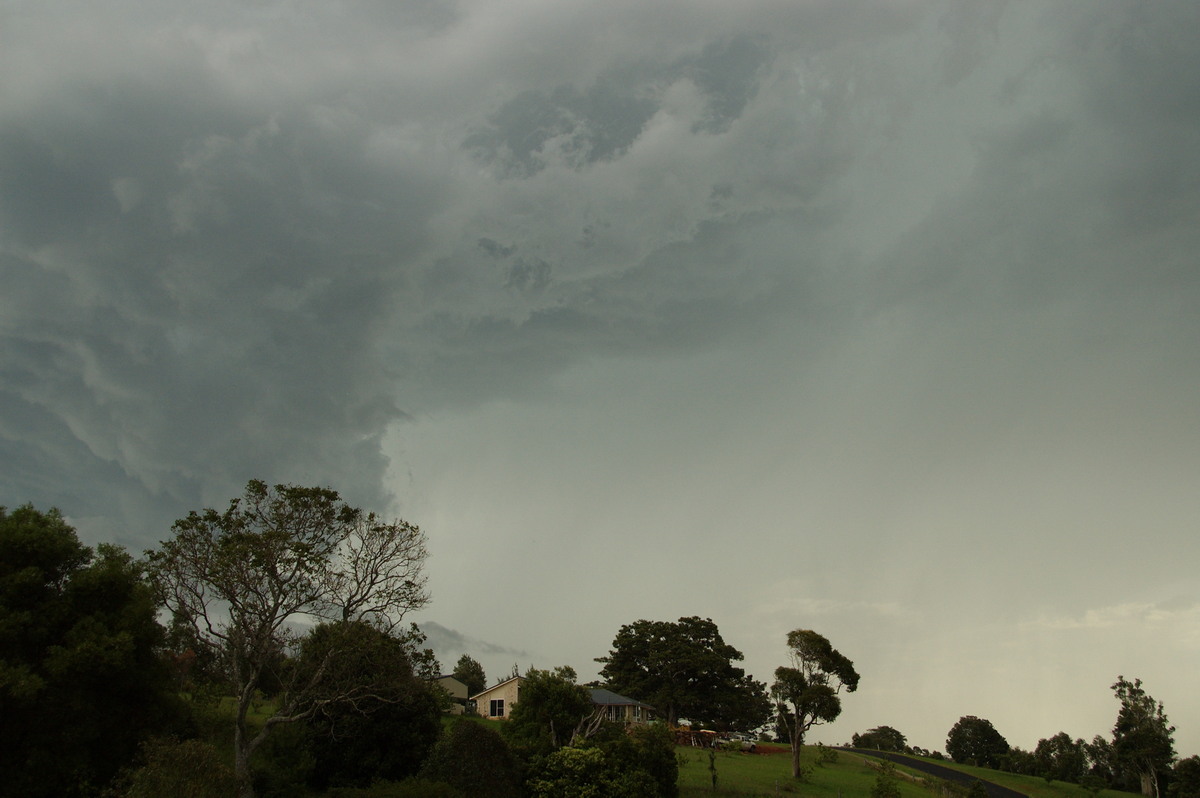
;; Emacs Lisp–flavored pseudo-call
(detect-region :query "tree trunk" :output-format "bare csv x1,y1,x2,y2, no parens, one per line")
234,722,255,798
791,729,805,779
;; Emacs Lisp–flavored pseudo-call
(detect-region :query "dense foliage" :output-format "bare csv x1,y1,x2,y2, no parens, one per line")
596,615,770,730
853,725,909,753
525,722,678,798
946,715,1010,769
504,666,595,753
0,505,185,798
296,623,444,791
452,654,487,697
419,718,523,798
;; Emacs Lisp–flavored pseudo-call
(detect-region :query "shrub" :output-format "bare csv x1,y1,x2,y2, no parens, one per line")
419,719,521,798
123,738,239,798
328,778,463,798
527,745,657,798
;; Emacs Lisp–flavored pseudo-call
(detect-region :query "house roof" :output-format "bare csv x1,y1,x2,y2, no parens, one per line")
469,675,523,701
588,688,654,709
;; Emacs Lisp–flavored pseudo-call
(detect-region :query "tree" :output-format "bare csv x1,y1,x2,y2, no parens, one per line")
1085,734,1117,786
595,721,680,798
945,716,1009,769
596,616,770,730
145,480,430,798
1034,732,1087,784
870,760,902,798
505,666,596,753
294,622,444,791
1169,756,1200,798
853,726,909,753
453,654,487,697
0,505,185,798
419,717,522,798
1111,676,1175,797
771,629,860,780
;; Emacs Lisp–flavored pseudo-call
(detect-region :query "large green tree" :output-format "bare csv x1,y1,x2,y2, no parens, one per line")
505,666,596,753
453,653,487,697
771,629,860,780
145,480,431,798
1034,732,1087,784
1111,676,1175,797
420,717,522,798
945,715,1009,769
0,505,183,798
294,621,444,791
853,726,909,753
596,616,770,730
1170,756,1200,798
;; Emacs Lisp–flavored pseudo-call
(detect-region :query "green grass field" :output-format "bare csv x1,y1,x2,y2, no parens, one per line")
675,746,1140,798
676,745,929,797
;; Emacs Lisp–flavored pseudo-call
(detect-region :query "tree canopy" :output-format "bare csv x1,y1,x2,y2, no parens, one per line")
853,726,909,753
290,623,444,791
0,505,184,798
1033,732,1087,784
945,715,1009,769
771,628,859,779
453,653,487,697
596,615,770,730
505,666,596,753
1111,676,1175,797
145,479,431,798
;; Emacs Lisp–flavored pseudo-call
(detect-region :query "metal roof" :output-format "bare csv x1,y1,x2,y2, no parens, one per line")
588,688,654,709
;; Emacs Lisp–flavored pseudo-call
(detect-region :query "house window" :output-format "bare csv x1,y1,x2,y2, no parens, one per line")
490,699,505,717
634,706,642,722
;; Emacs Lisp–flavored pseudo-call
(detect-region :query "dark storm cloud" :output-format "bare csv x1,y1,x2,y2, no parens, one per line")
463,33,772,176
0,37,446,533
3,0,1198,624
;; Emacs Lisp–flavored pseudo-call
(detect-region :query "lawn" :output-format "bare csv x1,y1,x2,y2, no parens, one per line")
676,746,1141,798
676,745,930,797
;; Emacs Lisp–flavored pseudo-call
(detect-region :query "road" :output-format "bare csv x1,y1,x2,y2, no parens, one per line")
841,748,1028,798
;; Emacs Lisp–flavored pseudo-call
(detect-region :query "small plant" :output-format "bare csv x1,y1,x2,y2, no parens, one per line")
870,760,901,798
816,744,839,766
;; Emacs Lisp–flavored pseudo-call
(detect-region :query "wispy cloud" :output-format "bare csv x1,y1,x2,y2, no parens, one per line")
1023,600,1200,649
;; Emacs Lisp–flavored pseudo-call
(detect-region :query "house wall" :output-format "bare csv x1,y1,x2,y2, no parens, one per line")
474,679,522,719
608,705,650,723
436,676,468,701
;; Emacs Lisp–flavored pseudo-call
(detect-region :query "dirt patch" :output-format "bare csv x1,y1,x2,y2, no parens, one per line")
750,743,790,755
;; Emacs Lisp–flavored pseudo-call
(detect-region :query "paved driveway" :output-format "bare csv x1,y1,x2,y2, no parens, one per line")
842,748,1028,798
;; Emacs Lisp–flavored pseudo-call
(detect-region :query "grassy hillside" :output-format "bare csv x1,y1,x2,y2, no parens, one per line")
677,745,927,797
676,745,1141,798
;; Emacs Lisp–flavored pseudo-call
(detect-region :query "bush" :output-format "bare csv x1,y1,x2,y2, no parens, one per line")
419,719,521,798
123,738,239,798
527,746,657,798
303,683,443,790
328,778,463,798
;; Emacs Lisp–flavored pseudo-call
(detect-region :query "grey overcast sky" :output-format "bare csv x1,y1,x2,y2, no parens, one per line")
3,0,1198,754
